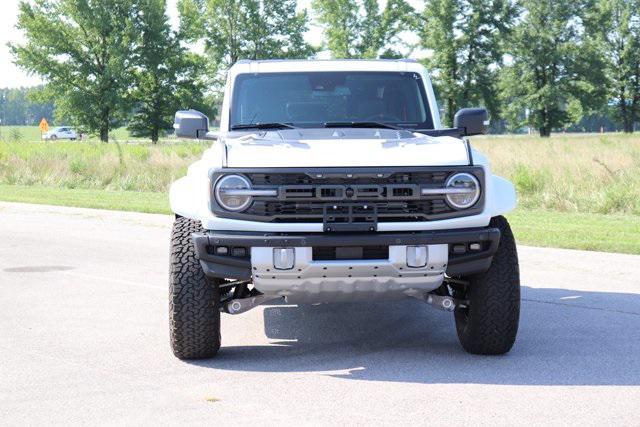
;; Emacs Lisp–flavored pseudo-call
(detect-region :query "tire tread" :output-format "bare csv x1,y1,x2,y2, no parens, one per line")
169,217,221,359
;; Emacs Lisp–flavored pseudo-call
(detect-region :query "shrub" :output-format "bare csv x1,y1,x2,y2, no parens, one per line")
513,164,546,195
10,128,23,142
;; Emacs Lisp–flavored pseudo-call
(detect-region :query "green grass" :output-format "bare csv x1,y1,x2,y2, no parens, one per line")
0,184,638,254
506,210,640,254
0,184,170,214
0,126,43,142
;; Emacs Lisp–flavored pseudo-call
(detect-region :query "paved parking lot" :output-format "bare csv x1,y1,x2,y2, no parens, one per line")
1,202,639,425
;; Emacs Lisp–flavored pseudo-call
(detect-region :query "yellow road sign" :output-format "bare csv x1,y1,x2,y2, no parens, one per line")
39,118,49,133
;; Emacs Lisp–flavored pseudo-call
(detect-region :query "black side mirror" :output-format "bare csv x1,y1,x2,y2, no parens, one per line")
454,108,488,136
174,110,210,139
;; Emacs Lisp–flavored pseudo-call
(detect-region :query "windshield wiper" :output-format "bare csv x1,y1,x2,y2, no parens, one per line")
323,121,402,130
231,122,297,130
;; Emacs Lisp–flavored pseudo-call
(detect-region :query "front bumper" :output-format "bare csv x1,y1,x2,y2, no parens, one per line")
192,227,500,286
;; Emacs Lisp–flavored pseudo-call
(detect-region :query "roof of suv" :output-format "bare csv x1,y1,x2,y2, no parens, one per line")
229,59,426,74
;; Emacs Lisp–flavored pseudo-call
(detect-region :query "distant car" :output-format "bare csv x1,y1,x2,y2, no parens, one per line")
43,126,77,141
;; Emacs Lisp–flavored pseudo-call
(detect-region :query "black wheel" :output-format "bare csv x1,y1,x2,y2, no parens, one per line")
454,216,520,355
169,216,221,359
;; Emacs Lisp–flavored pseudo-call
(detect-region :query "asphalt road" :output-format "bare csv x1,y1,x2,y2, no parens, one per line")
1,201,639,425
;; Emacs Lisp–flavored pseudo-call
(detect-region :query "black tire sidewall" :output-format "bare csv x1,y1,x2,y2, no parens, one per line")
454,216,521,355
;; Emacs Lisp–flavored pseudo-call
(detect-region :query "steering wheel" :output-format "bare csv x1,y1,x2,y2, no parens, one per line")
365,113,402,122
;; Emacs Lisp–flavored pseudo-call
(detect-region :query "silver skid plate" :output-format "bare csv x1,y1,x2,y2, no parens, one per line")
251,245,448,303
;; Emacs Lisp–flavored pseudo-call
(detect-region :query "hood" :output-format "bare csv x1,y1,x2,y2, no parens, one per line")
222,128,469,168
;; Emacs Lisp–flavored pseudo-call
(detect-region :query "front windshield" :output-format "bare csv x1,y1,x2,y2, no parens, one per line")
230,71,433,130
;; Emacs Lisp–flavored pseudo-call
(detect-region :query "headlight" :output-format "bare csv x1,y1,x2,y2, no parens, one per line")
214,174,253,212
444,173,480,209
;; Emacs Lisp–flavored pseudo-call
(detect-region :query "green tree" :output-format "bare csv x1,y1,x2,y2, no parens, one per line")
11,0,138,142
418,0,517,127
127,0,209,143
25,87,56,125
585,0,640,133
418,0,459,126
178,0,315,77
312,0,414,59
0,87,55,126
500,0,606,136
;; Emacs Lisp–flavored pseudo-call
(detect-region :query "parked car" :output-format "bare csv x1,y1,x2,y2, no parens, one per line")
169,59,520,359
43,126,77,140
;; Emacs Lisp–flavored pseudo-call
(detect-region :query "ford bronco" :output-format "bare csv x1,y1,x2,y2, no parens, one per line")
169,59,520,359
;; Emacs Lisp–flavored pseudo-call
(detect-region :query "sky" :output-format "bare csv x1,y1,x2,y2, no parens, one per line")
0,0,423,89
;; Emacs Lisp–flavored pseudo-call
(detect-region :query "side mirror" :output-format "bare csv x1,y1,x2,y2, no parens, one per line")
454,108,489,136
174,110,210,139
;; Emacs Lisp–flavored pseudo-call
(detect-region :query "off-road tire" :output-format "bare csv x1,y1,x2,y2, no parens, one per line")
169,216,221,359
454,216,520,355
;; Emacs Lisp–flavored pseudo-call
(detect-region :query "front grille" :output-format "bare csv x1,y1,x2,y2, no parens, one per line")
211,167,484,224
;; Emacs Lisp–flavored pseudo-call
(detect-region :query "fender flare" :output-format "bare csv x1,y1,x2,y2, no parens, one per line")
489,175,517,217
170,176,208,220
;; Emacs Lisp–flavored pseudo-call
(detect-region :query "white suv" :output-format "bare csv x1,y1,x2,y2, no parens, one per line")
169,59,520,359
43,126,77,141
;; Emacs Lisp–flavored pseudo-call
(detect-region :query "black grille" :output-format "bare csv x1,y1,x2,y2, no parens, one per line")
210,167,484,224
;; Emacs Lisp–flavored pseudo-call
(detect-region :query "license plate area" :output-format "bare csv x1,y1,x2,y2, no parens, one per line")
322,203,378,232
312,245,389,260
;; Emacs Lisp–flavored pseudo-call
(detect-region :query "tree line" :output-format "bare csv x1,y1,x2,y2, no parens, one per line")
0,86,54,126
10,0,640,141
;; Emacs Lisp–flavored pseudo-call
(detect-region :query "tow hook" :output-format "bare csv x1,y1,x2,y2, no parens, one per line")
425,294,466,312
222,294,282,315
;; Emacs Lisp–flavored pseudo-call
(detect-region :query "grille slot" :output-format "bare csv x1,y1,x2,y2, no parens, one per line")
281,187,314,198
320,187,337,198
393,187,412,197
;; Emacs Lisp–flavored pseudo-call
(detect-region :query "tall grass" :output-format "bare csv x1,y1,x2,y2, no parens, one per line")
473,133,640,215
0,139,208,192
0,133,638,215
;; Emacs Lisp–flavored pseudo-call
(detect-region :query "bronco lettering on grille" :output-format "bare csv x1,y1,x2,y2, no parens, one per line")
278,184,420,201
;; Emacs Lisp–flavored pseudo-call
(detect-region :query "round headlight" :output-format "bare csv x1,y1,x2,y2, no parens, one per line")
214,174,253,212
445,173,480,209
